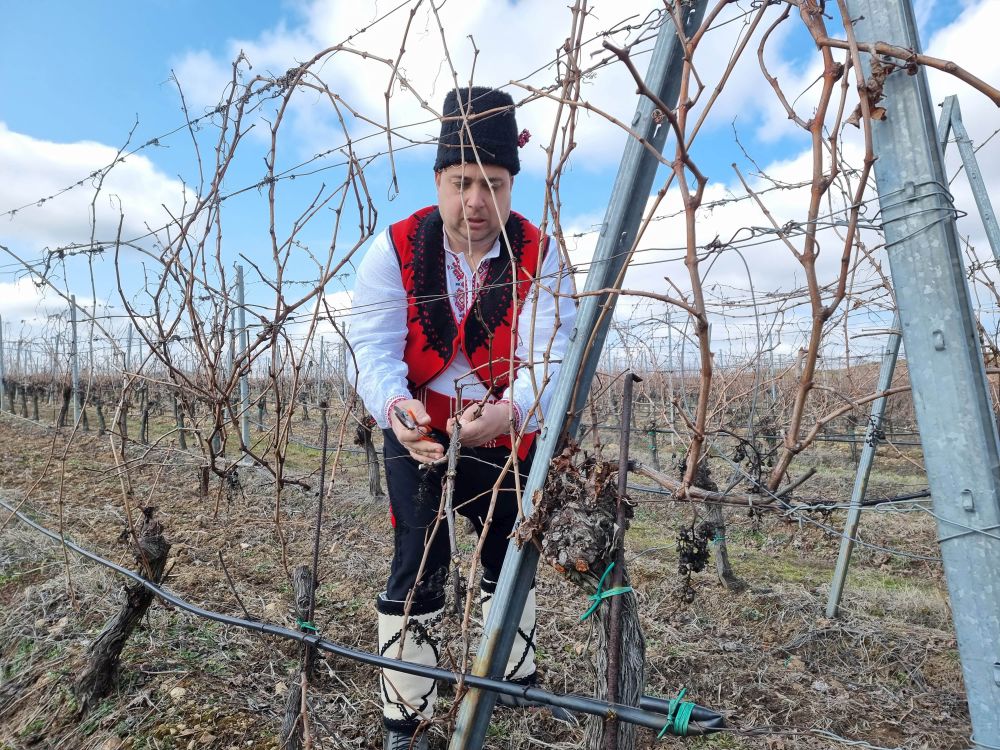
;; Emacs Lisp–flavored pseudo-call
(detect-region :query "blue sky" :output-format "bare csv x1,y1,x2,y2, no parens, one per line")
0,0,996,362
0,1,969,148
2,2,287,144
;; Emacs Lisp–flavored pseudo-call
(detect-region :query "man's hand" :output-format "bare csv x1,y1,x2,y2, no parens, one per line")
390,399,445,464
447,402,511,448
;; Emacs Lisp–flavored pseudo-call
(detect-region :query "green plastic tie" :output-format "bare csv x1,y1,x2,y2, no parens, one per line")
657,688,694,739
580,563,633,621
296,619,318,633
712,533,725,543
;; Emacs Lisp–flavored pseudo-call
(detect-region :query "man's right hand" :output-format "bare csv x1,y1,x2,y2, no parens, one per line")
390,399,445,464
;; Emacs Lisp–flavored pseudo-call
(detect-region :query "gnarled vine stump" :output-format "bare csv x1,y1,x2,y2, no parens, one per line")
280,565,316,750
353,415,384,499
73,507,170,713
517,446,644,750
687,458,746,592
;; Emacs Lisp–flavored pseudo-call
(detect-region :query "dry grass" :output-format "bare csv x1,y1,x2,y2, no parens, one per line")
0,413,970,750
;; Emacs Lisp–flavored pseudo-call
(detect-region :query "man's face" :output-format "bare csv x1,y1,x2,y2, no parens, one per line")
434,162,513,254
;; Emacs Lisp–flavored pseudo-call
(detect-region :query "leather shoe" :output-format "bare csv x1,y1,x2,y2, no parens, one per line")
383,729,429,750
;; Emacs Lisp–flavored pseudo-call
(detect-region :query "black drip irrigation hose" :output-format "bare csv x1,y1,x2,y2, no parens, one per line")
0,497,725,737
627,482,932,509
861,489,932,506
582,421,923,442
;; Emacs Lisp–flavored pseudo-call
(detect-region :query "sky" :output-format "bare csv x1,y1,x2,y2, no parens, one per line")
0,0,997,369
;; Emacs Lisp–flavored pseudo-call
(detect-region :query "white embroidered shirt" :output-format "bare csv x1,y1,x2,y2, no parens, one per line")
348,223,577,433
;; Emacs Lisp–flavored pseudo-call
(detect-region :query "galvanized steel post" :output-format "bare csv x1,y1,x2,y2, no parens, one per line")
938,95,1000,263
847,1,1000,746
828,90,1000,619
826,312,902,618
70,295,80,428
0,315,5,413
237,265,251,449
448,5,708,748
125,325,133,374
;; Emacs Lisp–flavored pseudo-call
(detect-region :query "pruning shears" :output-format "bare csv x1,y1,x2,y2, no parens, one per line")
392,405,438,443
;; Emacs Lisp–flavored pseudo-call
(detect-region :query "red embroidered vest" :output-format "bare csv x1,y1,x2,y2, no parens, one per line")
389,206,545,454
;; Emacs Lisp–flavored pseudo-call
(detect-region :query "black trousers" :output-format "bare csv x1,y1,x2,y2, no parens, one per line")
381,429,533,607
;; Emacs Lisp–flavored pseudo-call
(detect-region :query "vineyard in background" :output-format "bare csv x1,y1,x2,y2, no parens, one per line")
3,0,1000,748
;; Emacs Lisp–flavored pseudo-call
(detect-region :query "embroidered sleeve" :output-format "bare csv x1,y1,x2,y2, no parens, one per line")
493,398,522,433
347,230,412,429
384,394,411,429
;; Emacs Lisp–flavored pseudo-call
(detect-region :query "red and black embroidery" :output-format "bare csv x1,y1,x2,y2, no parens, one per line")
463,214,528,357
399,208,457,363
389,206,544,398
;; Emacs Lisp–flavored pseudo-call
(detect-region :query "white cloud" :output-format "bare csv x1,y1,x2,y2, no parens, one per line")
0,123,190,255
172,1,812,177
562,131,896,365
0,279,113,369
4,1,981,371
169,50,234,109
0,277,67,329
293,287,354,342
913,0,937,37
563,1,1000,361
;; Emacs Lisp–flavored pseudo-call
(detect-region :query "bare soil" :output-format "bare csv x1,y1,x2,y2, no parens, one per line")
0,414,971,749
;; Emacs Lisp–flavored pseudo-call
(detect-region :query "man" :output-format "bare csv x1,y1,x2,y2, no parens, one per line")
349,86,576,749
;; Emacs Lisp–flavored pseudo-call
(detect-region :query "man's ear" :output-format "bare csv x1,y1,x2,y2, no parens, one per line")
434,170,442,189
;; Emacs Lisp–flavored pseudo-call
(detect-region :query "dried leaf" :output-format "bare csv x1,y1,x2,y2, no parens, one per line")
846,105,862,129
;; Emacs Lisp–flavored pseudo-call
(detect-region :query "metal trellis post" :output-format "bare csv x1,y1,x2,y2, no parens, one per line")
846,1,1000,746
826,311,902,618
237,265,250,450
449,4,709,747
938,95,1000,263
318,336,325,403
827,91,999,618
767,330,778,405
70,295,80,428
0,315,5,413
125,325,133,373
228,309,236,379
339,339,347,400
53,332,59,396
666,308,675,444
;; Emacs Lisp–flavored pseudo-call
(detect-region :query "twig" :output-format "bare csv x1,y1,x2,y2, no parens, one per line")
217,550,254,621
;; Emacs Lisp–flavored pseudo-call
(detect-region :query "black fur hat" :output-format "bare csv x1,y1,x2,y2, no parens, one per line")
434,86,521,176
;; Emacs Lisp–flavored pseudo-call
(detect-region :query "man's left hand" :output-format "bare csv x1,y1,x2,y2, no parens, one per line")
447,402,512,447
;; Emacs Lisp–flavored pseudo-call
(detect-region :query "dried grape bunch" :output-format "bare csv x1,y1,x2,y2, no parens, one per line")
676,521,713,603
225,466,243,504
353,413,378,446
677,522,712,576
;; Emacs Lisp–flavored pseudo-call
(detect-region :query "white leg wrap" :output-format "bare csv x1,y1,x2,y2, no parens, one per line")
480,582,536,682
377,594,442,727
